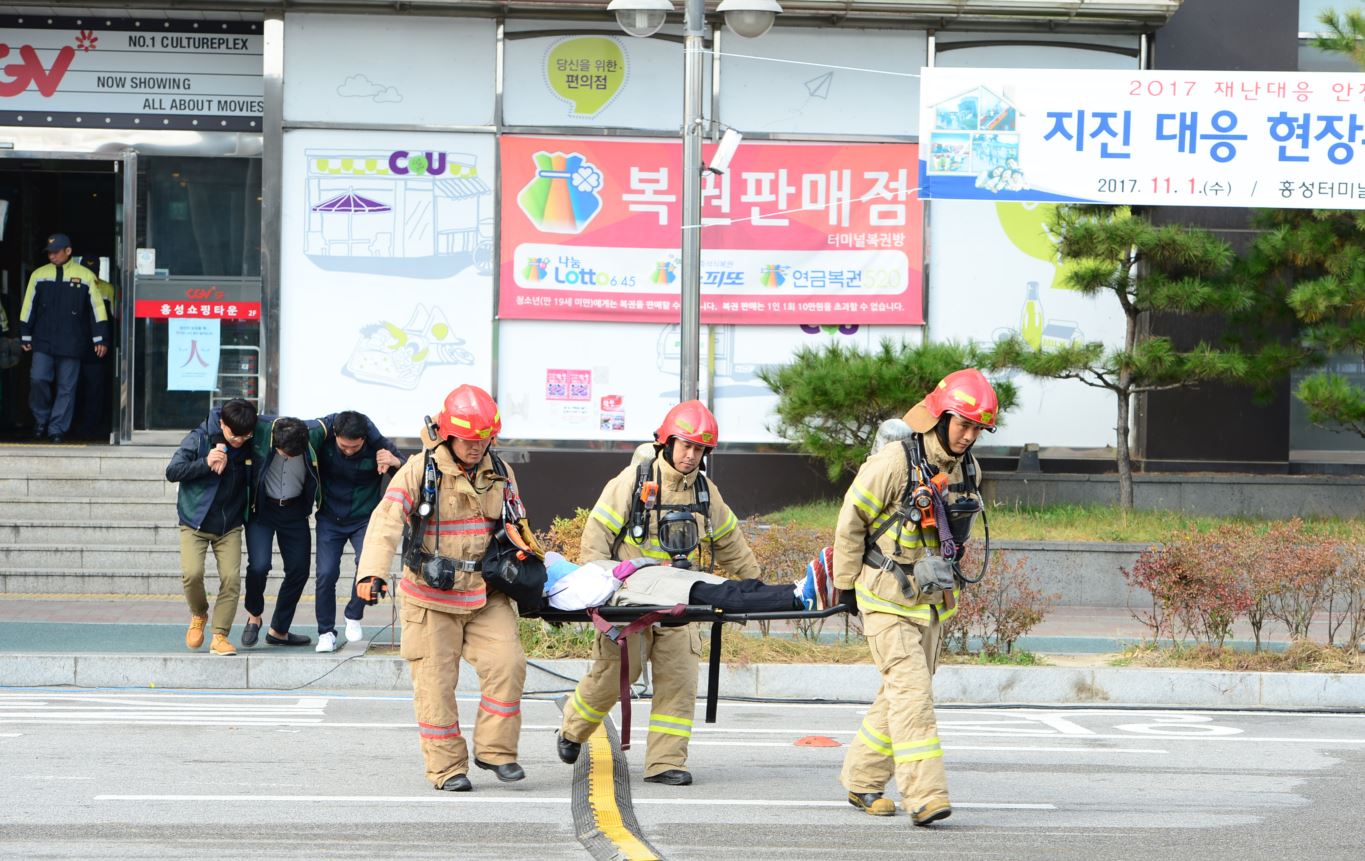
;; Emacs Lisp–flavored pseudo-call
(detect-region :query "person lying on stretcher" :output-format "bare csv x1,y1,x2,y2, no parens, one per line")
543,548,840,613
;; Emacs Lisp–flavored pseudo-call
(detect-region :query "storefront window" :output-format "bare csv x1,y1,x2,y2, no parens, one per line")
141,157,261,277
133,157,262,430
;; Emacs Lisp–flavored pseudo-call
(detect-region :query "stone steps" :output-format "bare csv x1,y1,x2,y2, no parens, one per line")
1,498,177,521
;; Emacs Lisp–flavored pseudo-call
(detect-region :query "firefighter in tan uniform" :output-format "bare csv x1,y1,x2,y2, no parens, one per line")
556,400,759,785
354,385,527,792
834,369,998,827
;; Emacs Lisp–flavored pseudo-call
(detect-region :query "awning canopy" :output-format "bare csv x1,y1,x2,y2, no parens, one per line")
434,177,492,200
25,1,1184,31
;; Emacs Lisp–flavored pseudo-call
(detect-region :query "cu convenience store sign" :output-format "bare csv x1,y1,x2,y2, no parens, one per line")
919,67,1365,209
0,16,262,130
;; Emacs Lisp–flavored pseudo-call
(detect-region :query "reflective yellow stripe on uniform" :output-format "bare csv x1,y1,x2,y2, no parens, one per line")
708,510,739,540
854,583,961,623
854,583,935,622
937,590,960,623
849,481,885,522
648,713,693,738
572,688,608,725
892,735,943,764
856,720,894,757
591,502,625,533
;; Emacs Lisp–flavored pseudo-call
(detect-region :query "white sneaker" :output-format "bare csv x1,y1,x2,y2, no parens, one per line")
345,618,364,642
316,631,338,653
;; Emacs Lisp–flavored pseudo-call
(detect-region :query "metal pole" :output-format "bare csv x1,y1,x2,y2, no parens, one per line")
679,0,705,403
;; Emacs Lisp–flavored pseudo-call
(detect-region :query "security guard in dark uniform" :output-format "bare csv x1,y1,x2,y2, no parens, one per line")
19,233,109,442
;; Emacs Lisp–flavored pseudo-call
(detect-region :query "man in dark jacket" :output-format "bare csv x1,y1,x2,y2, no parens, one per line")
312,410,402,653
166,398,258,656
241,415,327,649
19,233,110,442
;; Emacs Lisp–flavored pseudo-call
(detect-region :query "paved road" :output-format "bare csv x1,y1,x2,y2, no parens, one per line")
1,689,1363,859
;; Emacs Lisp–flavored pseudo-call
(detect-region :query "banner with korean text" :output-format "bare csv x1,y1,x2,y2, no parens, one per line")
499,136,923,324
918,68,1365,209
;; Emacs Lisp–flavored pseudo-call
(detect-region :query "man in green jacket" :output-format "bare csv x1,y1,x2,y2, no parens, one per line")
165,399,259,656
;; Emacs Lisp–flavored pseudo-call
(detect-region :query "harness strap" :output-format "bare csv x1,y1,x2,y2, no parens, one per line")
586,604,688,751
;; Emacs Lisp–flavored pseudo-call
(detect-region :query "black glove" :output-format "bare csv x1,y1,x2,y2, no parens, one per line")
838,588,859,615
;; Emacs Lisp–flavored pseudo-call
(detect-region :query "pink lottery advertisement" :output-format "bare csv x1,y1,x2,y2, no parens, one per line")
498,135,923,325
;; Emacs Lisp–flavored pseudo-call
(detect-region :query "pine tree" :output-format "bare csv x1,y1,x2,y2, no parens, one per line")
988,205,1252,510
1246,208,1365,438
1239,8,1365,439
757,339,1016,480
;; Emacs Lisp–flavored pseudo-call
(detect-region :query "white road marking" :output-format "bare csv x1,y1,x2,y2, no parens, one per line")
94,794,1054,811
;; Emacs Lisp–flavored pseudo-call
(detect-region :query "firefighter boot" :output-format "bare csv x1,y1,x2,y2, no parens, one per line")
438,775,472,792
556,732,582,765
475,759,525,782
848,792,897,816
643,769,692,786
910,799,952,826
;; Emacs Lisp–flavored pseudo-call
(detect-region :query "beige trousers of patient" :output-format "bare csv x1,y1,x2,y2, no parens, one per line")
840,612,949,812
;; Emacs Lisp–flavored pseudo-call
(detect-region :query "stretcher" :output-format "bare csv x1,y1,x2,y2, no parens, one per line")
530,603,852,745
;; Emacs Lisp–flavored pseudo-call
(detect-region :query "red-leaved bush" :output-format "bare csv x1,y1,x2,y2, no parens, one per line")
944,549,1056,655
1123,521,1355,651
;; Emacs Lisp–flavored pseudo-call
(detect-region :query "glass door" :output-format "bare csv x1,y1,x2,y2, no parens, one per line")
129,156,263,432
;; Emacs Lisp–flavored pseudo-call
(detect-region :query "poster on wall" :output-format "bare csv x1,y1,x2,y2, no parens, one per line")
928,199,1125,448
279,129,496,435
497,318,920,443
0,16,262,130
503,24,694,130
918,67,1365,209
167,318,221,392
499,136,923,326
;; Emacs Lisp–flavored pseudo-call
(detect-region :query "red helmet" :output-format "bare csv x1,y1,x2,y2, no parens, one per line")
654,400,718,448
437,384,501,441
905,368,998,433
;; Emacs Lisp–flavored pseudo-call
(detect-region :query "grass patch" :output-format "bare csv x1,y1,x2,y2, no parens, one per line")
1114,640,1365,673
941,649,1045,666
761,500,1365,544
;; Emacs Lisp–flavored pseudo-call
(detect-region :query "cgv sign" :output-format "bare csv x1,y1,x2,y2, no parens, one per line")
0,17,263,130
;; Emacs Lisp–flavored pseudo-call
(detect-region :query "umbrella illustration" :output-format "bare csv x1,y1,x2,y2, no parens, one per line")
311,188,391,255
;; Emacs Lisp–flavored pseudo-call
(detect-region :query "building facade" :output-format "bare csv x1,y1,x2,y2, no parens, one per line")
1,1,1356,516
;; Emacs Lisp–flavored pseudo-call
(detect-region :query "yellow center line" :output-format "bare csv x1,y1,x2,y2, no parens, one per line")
585,728,659,861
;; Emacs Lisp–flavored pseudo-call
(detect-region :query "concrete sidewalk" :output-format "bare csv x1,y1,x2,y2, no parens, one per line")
1,594,1362,710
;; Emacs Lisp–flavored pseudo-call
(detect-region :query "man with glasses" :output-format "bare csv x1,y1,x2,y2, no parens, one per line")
166,398,259,656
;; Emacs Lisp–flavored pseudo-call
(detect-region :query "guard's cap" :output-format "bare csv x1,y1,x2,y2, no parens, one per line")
45,233,72,253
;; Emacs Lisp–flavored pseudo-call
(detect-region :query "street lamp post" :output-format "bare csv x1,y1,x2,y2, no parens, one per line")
608,0,781,402
679,0,705,402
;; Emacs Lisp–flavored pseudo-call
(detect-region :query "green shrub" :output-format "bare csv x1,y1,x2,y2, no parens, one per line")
757,339,1016,480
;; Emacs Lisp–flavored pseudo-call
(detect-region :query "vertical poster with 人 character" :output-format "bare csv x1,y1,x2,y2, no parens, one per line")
167,318,221,391
499,136,923,325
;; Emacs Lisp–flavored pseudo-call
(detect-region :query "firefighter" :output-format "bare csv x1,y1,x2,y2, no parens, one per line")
556,400,760,786
834,368,997,827
354,385,527,792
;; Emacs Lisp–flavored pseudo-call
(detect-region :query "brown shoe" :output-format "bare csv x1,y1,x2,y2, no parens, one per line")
186,616,207,650
848,791,897,816
210,633,238,656
910,799,952,826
